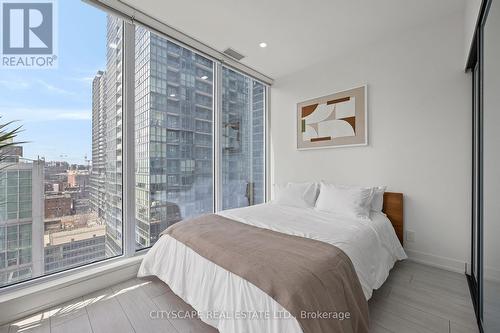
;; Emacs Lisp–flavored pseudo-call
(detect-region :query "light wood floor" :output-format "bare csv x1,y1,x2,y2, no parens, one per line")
1,261,478,333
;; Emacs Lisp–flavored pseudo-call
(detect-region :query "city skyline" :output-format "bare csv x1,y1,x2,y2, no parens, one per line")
0,1,106,164
89,18,265,250
0,0,111,288
1,0,265,288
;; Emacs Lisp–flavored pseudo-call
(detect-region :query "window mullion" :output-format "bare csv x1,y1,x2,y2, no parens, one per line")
265,86,270,202
214,63,222,213
122,21,136,257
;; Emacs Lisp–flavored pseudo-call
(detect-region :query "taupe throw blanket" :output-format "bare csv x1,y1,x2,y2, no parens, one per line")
162,214,369,333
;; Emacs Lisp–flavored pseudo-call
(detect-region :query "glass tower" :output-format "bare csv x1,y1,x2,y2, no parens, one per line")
220,67,265,210
91,17,265,251
134,26,214,248
90,71,106,224
0,157,44,287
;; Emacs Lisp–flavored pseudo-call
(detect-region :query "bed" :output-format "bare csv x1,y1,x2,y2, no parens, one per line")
138,192,407,333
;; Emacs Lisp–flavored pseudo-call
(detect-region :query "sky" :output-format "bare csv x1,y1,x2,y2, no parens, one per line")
0,0,107,164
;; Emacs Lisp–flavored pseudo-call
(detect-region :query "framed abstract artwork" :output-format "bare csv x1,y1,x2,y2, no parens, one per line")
297,85,367,149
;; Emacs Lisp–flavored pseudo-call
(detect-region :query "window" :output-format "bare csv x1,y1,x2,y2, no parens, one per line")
0,0,123,287
0,0,267,288
134,27,214,249
220,67,266,210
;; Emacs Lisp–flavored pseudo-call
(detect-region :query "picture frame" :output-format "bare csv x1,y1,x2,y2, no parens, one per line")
297,85,367,150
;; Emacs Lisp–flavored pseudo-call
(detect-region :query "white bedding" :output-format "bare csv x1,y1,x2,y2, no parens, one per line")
138,203,407,333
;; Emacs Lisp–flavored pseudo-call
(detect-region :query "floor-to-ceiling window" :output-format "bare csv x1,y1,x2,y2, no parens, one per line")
133,34,268,250
220,67,266,210
0,0,268,289
134,27,215,250
0,0,123,287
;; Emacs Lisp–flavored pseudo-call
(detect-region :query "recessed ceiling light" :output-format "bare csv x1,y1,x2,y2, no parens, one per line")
201,75,208,80
169,94,176,97
259,42,267,48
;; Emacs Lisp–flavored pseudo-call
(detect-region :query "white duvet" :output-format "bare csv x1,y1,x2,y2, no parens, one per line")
138,203,407,333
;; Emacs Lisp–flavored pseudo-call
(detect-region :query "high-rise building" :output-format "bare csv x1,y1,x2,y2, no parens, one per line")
90,71,106,223
102,17,124,257
220,68,265,210
89,17,124,257
251,81,265,205
134,26,213,248
0,158,44,287
90,17,264,251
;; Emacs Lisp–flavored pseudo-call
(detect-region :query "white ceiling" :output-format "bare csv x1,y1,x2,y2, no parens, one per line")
123,0,465,79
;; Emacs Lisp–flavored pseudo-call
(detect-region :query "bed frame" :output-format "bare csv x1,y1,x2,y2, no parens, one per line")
382,192,404,245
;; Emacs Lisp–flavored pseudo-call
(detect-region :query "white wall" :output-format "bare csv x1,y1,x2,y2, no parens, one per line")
270,12,471,272
464,0,482,65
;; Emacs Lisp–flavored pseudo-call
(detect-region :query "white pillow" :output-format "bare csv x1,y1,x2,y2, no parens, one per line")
315,183,374,220
370,186,387,212
322,183,386,212
273,182,318,208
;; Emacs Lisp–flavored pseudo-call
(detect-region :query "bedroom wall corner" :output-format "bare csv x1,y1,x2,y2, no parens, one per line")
269,12,471,273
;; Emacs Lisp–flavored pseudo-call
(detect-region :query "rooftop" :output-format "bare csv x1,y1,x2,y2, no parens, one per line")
44,225,105,246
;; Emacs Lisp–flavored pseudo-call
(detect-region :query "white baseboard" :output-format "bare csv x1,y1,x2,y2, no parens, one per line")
0,255,143,326
405,249,467,274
